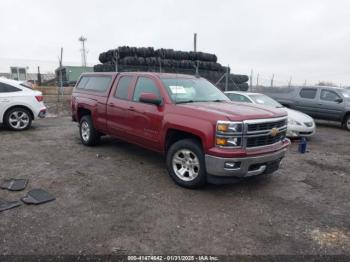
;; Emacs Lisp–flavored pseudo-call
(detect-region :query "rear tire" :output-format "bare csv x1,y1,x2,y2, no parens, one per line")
79,115,100,146
5,107,32,131
166,139,207,188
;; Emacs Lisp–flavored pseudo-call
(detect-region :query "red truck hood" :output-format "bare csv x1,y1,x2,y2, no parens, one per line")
178,101,287,121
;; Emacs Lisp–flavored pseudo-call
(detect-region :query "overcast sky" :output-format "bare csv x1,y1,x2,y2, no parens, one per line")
1,0,350,85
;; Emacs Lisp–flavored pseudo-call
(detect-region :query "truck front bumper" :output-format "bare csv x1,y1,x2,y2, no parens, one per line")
205,148,287,178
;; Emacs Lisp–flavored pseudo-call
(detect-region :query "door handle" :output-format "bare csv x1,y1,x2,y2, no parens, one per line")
128,106,136,112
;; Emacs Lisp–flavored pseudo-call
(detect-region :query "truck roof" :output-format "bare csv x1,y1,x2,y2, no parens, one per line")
81,72,199,79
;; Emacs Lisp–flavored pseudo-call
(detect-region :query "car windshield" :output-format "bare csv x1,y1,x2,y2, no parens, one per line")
161,77,229,104
249,94,283,108
341,90,350,99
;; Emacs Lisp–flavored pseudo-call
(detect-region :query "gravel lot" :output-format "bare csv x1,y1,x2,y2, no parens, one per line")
0,113,349,255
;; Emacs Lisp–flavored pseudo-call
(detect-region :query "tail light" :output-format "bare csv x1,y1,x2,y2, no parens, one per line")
35,95,44,102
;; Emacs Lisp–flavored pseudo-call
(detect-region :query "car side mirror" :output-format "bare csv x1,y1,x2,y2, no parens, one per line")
335,98,343,103
139,92,162,106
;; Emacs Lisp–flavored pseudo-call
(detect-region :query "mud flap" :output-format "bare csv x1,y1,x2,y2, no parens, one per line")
1,179,28,191
21,189,55,205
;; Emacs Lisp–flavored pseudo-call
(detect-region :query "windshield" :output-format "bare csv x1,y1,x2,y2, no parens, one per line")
249,94,283,108
161,77,229,104
341,90,350,99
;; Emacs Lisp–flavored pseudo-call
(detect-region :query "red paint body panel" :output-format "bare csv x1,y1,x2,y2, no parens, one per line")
71,72,288,157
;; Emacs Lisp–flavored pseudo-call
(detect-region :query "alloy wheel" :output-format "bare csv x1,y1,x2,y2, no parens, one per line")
172,149,200,182
9,111,30,130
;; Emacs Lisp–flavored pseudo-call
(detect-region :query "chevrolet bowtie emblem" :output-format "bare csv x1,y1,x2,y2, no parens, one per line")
270,128,279,137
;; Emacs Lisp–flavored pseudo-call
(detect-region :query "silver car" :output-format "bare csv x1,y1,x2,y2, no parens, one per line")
225,91,316,138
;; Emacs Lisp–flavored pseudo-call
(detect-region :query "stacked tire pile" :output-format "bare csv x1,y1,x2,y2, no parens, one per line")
94,46,249,91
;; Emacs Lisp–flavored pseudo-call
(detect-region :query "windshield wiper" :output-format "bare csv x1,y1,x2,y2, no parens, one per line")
176,99,226,104
211,99,226,102
175,100,196,104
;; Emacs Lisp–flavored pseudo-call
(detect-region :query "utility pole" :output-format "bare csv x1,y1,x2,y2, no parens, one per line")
256,73,260,88
194,33,197,52
250,69,253,90
78,36,87,67
270,74,274,88
37,66,42,86
288,76,292,88
194,33,199,76
225,65,229,91
58,47,63,102
113,49,119,72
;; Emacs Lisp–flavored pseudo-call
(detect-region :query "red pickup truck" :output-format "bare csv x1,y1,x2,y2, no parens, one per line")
71,72,290,188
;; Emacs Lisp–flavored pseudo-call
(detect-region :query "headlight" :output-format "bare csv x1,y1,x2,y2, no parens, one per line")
288,118,302,126
216,121,243,133
216,121,243,148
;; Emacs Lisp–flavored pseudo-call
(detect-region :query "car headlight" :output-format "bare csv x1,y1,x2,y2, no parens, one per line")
288,118,302,126
216,121,243,148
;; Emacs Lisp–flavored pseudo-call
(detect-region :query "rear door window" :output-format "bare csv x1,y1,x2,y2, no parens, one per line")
115,76,133,100
76,76,112,92
132,77,160,102
299,88,317,99
0,83,21,93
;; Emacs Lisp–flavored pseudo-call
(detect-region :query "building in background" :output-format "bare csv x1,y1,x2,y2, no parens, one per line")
55,66,93,86
0,67,55,86
10,67,28,81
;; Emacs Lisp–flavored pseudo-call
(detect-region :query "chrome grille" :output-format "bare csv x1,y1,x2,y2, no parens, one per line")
247,119,287,132
246,131,286,147
243,117,288,149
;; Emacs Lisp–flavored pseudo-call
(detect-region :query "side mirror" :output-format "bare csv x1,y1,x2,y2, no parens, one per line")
139,92,162,106
335,98,343,103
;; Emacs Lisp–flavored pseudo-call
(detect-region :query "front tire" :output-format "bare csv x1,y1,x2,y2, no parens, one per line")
79,115,100,146
5,107,32,131
166,139,207,188
344,115,350,131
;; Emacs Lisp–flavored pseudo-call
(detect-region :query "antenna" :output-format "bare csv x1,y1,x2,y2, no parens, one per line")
78,36,87,67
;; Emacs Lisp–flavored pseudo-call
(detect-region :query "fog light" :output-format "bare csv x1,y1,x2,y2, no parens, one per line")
224,162,240,169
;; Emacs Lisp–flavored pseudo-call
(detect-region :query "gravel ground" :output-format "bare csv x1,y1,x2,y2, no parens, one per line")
0,114,349,255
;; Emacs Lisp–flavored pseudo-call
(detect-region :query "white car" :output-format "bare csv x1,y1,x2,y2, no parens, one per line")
225,91,316,137
0,78,46,131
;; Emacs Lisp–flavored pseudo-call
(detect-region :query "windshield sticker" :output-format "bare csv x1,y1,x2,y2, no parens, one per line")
169,86,187,94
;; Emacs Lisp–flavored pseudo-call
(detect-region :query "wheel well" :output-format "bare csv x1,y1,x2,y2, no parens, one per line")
165,129,203,152
77,108,91,121
343,112,350,124
3,105,34,122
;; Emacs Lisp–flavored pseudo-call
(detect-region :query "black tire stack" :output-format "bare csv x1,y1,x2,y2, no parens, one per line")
94,46,249,91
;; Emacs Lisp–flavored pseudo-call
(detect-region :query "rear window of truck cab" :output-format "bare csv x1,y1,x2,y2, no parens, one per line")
76,76,112,92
